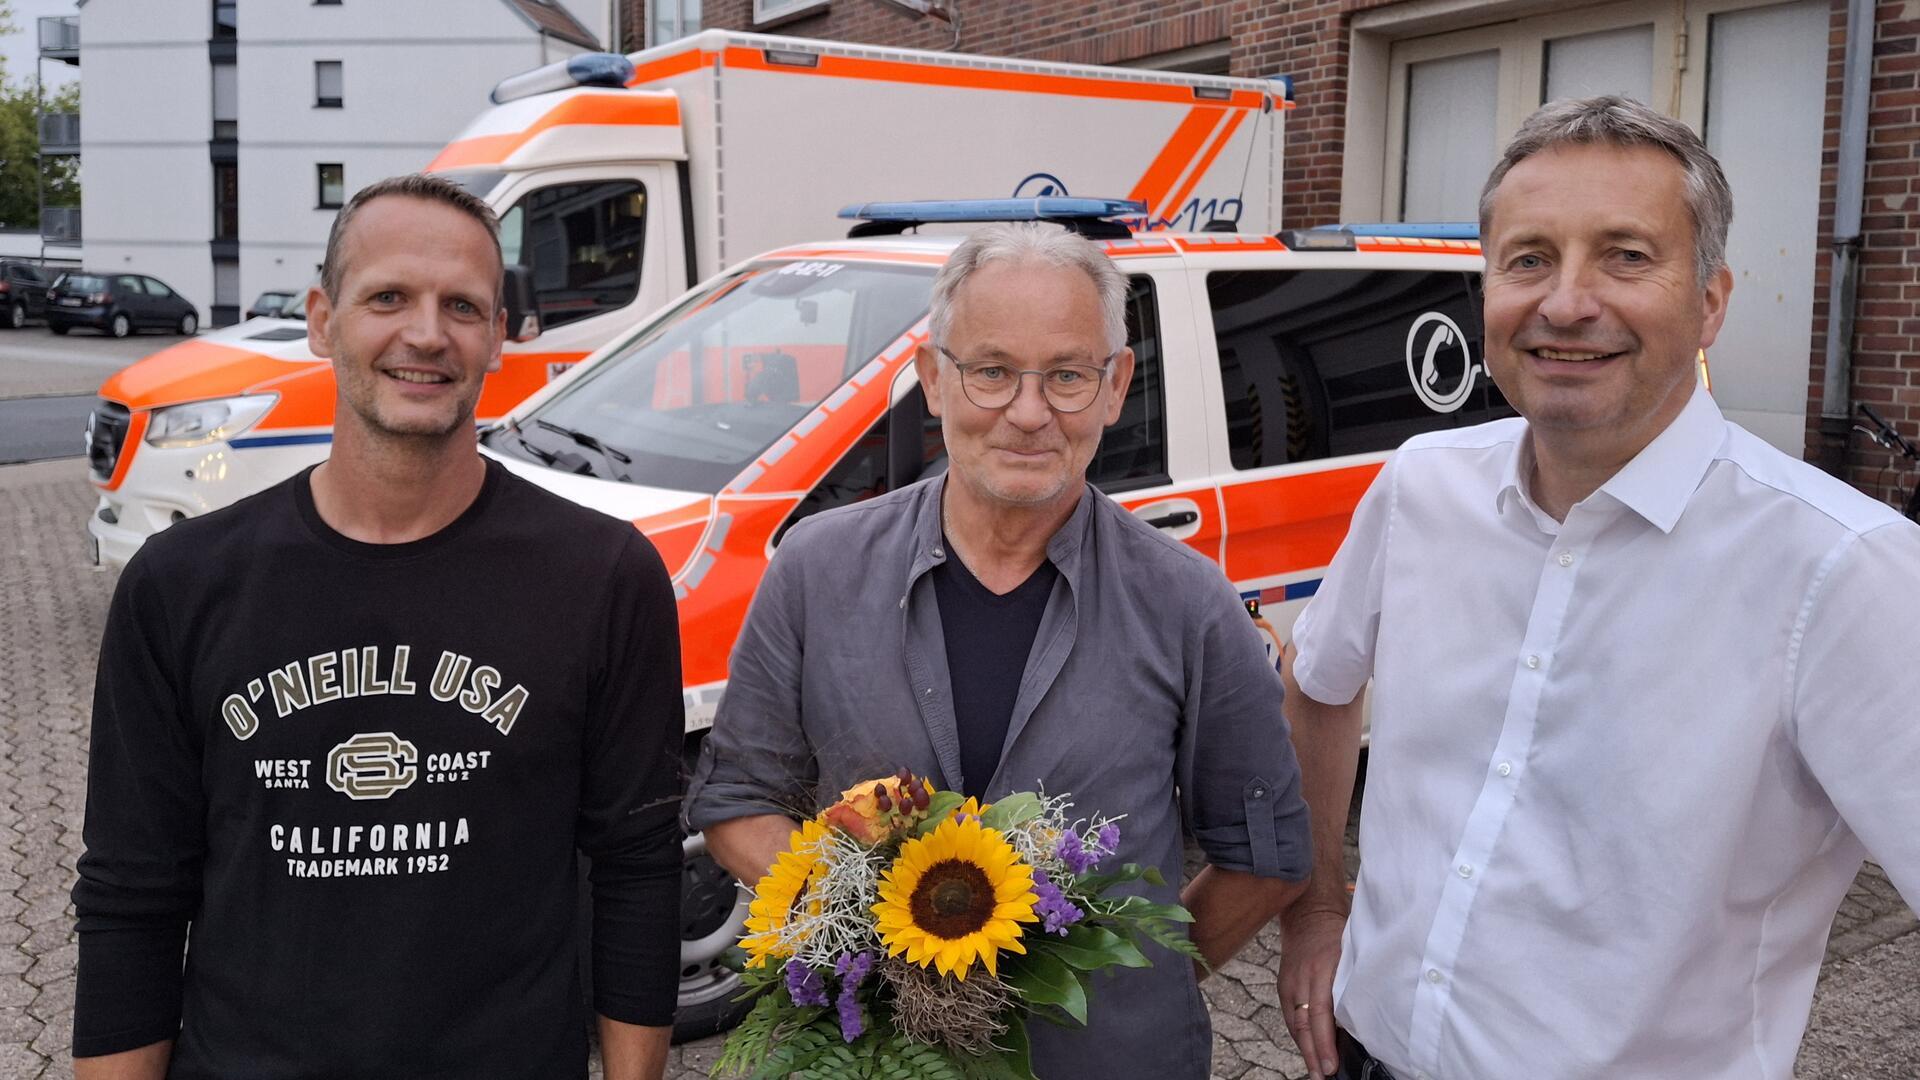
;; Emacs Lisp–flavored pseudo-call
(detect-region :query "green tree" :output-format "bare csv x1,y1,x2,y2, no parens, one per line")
0,1,82,233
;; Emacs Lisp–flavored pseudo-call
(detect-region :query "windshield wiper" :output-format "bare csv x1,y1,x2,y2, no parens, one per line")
535,419,632,480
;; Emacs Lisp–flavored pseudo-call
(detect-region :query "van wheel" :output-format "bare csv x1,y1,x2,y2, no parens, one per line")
6,303,23,329
109,313,131,338
49,323,69,336
177,311,198,335
674,829,752,1043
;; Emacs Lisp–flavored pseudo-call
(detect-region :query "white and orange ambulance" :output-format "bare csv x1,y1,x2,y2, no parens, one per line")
83,30,1290,569
475,198,1493,1034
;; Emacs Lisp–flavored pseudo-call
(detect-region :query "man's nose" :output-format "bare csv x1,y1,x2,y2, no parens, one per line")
1536,261,1604,326
1002,371,1055,429
398,300,450,350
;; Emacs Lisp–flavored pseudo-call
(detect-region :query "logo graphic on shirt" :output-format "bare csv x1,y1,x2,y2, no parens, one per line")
1405,311,1480,414
326,732,419,801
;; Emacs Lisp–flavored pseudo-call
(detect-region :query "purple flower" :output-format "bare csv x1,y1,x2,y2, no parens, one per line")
832,951,874,1042
1032,871,1084,936
784,959,829,1007
1056,830,1097,875
1095,822,1121,858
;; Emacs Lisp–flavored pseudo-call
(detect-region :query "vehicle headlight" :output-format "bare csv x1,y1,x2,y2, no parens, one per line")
144,394,278,449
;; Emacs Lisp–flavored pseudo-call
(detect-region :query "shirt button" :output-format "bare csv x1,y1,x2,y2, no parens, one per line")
1497,761,1513,777
1558,551,1574,567
1525,655,1541,669
932,547,944,558
1252,787,1266,799
1457,863,1473,878
1425,968,1443,984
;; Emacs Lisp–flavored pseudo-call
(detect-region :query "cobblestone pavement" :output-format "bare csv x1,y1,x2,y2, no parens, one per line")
2,457,1914,1080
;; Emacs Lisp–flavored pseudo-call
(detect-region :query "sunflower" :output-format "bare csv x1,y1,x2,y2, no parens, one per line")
873,816,1039,980
740,818,831,967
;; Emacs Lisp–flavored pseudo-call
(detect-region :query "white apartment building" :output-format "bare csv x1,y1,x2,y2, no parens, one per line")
77,0,609,325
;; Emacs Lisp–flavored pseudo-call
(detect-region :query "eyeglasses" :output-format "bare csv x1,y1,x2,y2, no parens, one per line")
936,345,1115,414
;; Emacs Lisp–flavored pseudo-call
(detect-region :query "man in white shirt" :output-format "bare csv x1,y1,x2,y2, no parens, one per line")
1274,95,1920,1080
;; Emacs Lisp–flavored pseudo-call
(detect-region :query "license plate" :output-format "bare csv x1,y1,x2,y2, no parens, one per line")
59,298,81,306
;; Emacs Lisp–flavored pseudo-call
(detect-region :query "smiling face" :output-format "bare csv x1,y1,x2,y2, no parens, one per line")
913,258,1133,514
1481,142,1731,460
307,195,505,443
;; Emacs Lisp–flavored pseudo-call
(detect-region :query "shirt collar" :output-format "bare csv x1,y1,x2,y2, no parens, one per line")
1494,382,1726,534
909,472,1095,584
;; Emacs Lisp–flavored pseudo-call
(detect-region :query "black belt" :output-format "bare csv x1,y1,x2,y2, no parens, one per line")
1336,1029,1399,1080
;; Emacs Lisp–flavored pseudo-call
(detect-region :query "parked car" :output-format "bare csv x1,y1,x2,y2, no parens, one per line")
0,260,54,329
47,272,200,338
246,290,299,320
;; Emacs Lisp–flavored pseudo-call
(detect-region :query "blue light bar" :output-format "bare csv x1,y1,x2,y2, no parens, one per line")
491,52,636,105
837,199,1144,239
1326,222,1479,240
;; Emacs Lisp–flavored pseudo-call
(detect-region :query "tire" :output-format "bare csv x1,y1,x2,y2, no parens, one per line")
109,312,131,338
49,323,69,336
6,302,23,330
177,311,198,336
673,829,753,1043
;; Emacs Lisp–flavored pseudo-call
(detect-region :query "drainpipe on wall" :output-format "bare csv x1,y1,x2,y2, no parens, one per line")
1817,0,1876,475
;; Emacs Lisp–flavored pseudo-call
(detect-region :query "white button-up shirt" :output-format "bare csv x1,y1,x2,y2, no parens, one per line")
1292,385,1920,1079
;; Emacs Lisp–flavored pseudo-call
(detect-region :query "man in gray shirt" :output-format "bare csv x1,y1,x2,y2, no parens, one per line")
686,221,1311,1078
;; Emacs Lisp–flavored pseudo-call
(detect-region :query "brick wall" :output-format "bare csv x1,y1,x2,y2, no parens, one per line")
1810,0,1920,499
639,0,1920,493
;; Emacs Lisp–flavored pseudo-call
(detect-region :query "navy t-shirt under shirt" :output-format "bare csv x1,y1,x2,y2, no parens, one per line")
931,541,1058,799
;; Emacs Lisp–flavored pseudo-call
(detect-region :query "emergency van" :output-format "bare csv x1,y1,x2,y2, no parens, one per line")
477,198,1496,1037
82,30,1289,568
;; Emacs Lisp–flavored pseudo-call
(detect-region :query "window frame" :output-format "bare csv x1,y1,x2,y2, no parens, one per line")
316,163,345,210
314,60,344,108
213,162,240,240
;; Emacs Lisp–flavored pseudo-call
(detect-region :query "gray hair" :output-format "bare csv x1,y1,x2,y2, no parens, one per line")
321,173,503,303
929,222,1128,353
1478,95,1733,285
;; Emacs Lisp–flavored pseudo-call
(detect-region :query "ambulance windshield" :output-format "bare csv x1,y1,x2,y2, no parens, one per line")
490,259,933,492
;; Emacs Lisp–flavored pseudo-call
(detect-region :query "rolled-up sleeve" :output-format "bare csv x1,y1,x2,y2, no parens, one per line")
684,529,819,831
1179,574,1311,880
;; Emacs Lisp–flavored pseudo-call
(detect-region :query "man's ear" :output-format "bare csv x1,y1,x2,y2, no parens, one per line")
1102,346,1136,427
306,286,334,359
914,342,943,418
1697,263,1733,352
488,306,506,374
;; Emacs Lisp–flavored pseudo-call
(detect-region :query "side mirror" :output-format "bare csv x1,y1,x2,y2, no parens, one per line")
503,264,541,343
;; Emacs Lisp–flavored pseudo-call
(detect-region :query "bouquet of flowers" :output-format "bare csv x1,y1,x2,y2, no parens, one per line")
713,769,1202,1080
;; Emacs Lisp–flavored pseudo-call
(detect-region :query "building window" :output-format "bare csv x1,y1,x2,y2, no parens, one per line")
212,62,238,139
651,0,703,45
495,180,648,329
1120,40,1232,76
315,0,342,5
317,164,345,209
214,163,239,239
213,0,236,39
315,61,343,108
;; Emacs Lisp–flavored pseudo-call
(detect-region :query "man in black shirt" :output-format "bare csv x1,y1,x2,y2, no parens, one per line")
72,174,683,1079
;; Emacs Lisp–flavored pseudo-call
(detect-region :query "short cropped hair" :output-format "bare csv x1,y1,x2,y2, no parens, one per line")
1479,95,1733,285
319,173,503,302
929,222,1128,354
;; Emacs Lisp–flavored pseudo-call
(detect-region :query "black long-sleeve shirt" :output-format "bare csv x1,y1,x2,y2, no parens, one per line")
74,459,684,1078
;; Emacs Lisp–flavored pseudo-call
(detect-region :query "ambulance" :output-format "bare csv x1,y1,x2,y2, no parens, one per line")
82,30,1290,569
480,198,1495,1037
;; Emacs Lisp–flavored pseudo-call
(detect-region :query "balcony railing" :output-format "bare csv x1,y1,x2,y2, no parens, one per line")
41,207,81,244
38,16,79,61
38,113,79,155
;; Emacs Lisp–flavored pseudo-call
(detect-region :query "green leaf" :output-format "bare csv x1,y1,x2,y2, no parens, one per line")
913,790,966,835
1093,894,1195,923
1001,950,1088,1024
978,791,1042,831
1039,924,1151,970
1000,1012,1036,1079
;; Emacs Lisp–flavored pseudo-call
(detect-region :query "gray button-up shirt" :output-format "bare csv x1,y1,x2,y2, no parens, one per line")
687,473,1310,1079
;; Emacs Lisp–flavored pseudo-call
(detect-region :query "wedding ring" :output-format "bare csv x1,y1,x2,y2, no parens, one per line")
1295,1002,1312,1012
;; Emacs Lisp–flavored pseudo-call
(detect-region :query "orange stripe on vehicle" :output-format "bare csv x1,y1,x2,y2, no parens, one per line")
1128,107,1226,218
99,410,149,493
1220,464,1383,581
1355,239,1481,255
427,94,681,170
98,340,322,407
1174,235,1284,252
1157,108,1246,223
721,46,1267,109
627,48,717,86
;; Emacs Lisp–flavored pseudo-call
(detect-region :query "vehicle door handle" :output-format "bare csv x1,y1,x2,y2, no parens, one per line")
1145,510,1198,530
